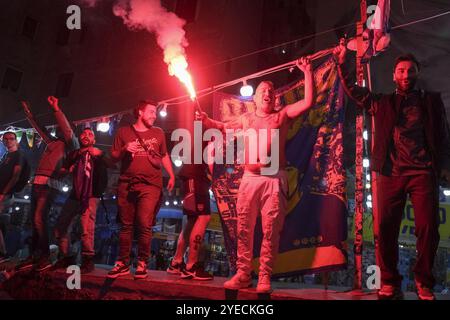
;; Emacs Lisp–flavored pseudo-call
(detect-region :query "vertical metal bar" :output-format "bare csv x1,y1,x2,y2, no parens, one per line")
353,0,367,291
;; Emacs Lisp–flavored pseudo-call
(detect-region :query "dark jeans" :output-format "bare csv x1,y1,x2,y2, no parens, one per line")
54,197,99,257
31,184,58,258
117,182,161,264
376,173,440,288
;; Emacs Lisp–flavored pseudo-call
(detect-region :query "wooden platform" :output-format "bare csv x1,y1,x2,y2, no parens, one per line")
1,265,447,300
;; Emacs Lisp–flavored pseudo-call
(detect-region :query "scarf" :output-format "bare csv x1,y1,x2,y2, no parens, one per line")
73,150,94,211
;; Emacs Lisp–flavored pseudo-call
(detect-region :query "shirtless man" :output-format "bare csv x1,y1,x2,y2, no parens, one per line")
200,57,314,293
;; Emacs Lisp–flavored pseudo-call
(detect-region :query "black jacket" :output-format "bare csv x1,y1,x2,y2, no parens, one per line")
337,59,450,176
64,149,109,198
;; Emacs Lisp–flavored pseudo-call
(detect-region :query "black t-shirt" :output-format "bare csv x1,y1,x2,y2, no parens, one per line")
0,150,25,195
383,91,432,176
112,126,168,188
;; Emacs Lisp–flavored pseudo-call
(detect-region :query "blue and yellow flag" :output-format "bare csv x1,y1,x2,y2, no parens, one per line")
212,58,348,276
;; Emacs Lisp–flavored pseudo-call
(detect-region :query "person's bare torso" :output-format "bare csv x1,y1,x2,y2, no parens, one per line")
240,111,289,174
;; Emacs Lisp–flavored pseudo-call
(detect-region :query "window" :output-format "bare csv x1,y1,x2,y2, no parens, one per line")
55,72,74,97
22,16,38,40
1,67,23,92
175,0,198,23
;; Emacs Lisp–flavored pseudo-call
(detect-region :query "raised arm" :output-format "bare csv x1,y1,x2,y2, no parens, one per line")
20,101,52,144
333,39,373,108
284,57,315,118
47,96,79,150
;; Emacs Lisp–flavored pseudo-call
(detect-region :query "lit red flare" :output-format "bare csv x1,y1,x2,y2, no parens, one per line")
168,55,196,101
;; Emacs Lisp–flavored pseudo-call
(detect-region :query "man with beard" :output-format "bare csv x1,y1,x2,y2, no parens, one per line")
53,128,113,274
108,101,175,279
199,57,314,293
333,41,450,300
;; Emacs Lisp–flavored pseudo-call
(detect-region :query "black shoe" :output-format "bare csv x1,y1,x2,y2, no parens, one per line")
107,261,130,278
34,257,53,272
80,256,95,274
134,260,148,280
415,280,436,301
166,260,185,275
377,284,404,300
181,263,213,281
53,256,77,271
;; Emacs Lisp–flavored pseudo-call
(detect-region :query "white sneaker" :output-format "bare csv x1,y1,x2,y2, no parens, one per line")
224,272,252,290
256,273,272,293
377,284,404,300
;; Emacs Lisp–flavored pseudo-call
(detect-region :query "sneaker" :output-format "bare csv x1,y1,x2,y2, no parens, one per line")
34,257,53,272
224,271,252,290
53,256,77,271
134,260,148,280
107,261,130,278
80,256,95,274
377,284,404,300
256,273,272,293
415,280,436,301
181,263,213,281
166,260,185,275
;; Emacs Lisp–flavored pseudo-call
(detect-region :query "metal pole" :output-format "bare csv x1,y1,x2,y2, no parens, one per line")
367,63,380,269
353,0,367,292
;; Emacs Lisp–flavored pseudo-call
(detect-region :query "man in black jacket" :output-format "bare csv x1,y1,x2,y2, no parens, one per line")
53,128,113,274
334,41,450,300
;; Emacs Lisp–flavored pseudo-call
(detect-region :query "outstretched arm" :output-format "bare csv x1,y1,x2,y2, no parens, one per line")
87,147,117,169
333,39,373,109
20,101,52,144
284,57,315,118
196,112,243,131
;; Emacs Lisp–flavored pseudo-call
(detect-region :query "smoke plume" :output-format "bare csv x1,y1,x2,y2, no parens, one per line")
78,0,192,94
112,0,188,69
